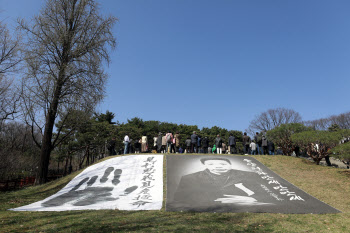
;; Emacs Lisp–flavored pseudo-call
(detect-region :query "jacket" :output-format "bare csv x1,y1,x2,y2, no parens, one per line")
215,137,223,148
157,134,162,148
262,136,268,147
175,133,181,147
228,136,236,146
202,137,209,147
197,137,201,147
268,141,275,151
243,135,251,146
191,134,198,144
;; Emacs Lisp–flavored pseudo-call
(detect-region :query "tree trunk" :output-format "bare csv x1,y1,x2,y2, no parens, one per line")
35,68,66,184
79,146,89,169
87,149,90,166
64,156,69,175
69,155,73,174
35,113,56,184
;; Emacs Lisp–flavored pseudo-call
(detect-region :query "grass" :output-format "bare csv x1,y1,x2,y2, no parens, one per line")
0,154,349,232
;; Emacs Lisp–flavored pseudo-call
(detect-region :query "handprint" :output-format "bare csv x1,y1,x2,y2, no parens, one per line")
42,167,138,207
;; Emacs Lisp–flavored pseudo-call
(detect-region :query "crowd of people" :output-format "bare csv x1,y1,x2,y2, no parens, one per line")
109,131,277,156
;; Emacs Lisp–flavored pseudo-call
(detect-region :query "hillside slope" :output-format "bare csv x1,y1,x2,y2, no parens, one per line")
1,155,349,232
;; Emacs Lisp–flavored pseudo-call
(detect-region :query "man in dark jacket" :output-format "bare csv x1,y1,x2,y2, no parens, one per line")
172,158,275,211
254,132,262,155
268,141,275,155
242,132,251,155
197,136,202,153
202,137,209,154
191,131,198,153
157,132,163,153
228,134,236,154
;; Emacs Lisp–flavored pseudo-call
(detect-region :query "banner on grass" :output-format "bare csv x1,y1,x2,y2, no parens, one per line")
166,155,341,214
11,155,163,211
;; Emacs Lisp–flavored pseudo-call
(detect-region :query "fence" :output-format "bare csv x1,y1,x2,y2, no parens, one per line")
0,176,36,191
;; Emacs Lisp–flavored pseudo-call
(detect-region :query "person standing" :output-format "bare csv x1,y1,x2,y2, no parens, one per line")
153,135,158,151
157,132,163,153
261,134,268,155
134,139,141,154
215,134,223,154
165,131,173,153
191,131,198,153
171,136,176,153
202,136,209,154
242,132,251,155
124,134,130,154
250,140,257,155
222,142,227,154
197,135,202,153
162,133,167,153
254,132,262,155
268,141,275,155
128,138,134,153
185,137,191,153
174,132,181,153
228,134,236,154
141,135,148,153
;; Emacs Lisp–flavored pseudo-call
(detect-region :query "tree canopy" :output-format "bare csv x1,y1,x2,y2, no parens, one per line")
266,123,310,156
19,0,117,184
291,130,350,165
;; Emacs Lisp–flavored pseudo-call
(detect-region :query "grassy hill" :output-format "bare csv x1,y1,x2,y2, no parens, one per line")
1,155,349,232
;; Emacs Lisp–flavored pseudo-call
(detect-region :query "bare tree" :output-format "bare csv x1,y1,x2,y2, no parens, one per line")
0,122,41,180
330,112,350,129
0,21,21,125
246,108,302,134
19,0,116,184
304,118,332,131
304,112,350,131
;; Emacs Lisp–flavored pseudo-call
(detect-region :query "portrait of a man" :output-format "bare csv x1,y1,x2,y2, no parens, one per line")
168,157,275,212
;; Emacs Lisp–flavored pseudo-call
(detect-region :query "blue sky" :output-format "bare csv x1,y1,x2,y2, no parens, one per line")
1,0,349,132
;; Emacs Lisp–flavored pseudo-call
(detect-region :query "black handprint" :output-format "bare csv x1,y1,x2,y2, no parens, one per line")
42,167,138,207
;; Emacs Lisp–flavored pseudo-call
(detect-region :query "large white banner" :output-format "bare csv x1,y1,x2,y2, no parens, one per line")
11,155,163,211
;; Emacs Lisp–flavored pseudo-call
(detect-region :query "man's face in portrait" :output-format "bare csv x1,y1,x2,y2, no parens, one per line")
203,160,231,175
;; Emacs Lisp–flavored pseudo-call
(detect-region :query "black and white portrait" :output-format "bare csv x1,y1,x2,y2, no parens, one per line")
166,155,341,214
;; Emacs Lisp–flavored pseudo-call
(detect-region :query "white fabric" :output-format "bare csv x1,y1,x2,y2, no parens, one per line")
11,155,163,211
250,142,256,151
142,136,147,143
124,135,130,142
217,148,222,154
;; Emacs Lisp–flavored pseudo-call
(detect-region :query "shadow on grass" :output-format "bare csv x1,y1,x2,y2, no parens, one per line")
0,179,71,211
338,170,350,178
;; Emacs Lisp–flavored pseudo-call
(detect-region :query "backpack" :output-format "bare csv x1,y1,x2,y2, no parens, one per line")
257,135,262,144
166,134,172,143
